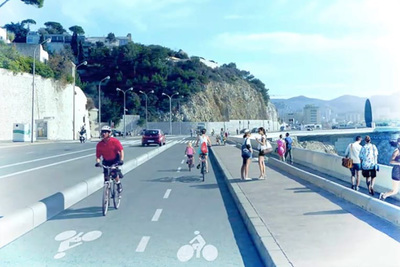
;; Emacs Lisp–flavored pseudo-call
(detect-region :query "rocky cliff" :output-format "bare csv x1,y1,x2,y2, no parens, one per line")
180,81,278,122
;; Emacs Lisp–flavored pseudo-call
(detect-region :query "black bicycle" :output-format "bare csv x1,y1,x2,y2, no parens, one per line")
200,153,206,182
97,164,122,216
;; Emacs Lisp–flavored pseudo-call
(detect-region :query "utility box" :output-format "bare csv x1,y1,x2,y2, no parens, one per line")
13,123,31,142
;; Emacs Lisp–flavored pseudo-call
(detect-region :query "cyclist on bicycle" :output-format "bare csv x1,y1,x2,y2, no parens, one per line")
195,128,212,172
95,125,124,193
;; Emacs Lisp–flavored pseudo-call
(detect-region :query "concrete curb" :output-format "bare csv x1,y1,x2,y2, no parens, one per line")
0,141,176,248
268,158,400,227
209,147,293,267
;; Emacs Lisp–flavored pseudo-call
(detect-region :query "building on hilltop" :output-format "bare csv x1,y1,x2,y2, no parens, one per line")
0,27,10,43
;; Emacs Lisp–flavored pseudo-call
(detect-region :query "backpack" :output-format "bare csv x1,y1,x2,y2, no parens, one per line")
200,142,208,154
241,138,252,158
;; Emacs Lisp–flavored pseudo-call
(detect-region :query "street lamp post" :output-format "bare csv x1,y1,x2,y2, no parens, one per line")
178,95,184,135
139,90,154,130
71,60,87,140
162,92,179,135
31,38,51,143
116,87,133,137
98,76,110,134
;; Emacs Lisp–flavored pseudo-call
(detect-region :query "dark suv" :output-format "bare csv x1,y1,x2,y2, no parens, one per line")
142,129,166,146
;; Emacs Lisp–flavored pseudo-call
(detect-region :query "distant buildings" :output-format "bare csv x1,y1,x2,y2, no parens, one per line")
303,104,321,124
22,31,132,56
0,27,8,43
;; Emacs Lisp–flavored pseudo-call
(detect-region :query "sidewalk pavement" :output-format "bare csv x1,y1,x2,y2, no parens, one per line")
210,143,400,267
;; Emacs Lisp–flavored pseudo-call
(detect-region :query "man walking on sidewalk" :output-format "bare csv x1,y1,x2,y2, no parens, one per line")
284,132,293,164
345,136,362,190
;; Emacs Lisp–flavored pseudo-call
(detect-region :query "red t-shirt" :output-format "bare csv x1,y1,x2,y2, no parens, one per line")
96,137,123,161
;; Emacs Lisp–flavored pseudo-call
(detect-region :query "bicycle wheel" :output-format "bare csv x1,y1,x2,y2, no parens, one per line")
113,182,121,209
102,183,109,216
201,162,205,182
188,159,192,171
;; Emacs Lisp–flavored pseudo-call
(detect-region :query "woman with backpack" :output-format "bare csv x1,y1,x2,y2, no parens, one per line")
195,128,212,173
241,129,253,180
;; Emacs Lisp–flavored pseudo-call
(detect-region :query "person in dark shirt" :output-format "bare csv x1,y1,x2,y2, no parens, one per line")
284,132,293,164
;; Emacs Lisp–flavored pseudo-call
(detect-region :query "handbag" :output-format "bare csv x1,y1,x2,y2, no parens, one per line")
261,141,273,154
342,158,353,168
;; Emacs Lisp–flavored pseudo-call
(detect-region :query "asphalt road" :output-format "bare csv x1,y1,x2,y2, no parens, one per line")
0,137,263,266
0,137,172,217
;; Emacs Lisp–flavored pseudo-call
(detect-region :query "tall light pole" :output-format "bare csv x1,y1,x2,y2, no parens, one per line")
162,92,179,135
98,76,110,134
31,38,51,143
139,90,154,129
71,60,87,140
116,87,133,137
177,95,184,135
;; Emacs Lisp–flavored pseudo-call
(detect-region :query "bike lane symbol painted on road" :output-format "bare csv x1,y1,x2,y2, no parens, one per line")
53,230,102,259
177,231,218,262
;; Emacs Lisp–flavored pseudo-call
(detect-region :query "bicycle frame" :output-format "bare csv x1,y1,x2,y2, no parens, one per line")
200,153,206,181
100,164,121,216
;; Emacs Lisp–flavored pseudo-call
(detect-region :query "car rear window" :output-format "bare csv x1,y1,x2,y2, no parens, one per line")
145,130,159,136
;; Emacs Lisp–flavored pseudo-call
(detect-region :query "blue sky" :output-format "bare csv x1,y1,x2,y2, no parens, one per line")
1,0,399,100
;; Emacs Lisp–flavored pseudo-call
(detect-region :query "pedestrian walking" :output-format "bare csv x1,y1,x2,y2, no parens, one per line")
256,127,267,179
277,134,286,161
344,136,363,190
241,129,252,180
359,135,379,196
379,138,400,201
284,132,293,164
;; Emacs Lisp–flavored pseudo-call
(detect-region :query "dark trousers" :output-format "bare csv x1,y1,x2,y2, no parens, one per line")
285,148,293,163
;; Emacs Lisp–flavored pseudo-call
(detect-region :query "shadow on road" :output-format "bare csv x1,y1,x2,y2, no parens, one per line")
50,206,104,220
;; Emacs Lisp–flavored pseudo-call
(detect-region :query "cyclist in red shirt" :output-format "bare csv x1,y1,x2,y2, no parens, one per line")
95,126,124,192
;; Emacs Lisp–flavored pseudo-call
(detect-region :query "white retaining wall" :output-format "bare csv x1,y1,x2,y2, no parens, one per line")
0,68,89,140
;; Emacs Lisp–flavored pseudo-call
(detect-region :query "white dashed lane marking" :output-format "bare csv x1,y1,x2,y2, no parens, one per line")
177,167,181,172
151,209,163,222
136,236,150,252
163,189,172,199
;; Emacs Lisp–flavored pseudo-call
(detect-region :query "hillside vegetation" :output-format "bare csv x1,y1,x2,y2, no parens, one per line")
1,38,270,125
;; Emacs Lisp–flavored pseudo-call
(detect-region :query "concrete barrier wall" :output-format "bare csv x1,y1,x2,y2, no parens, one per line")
229,136,400,201
0,141,176,248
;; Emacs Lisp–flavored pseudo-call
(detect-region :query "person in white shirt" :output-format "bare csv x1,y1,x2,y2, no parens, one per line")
344,136,363,190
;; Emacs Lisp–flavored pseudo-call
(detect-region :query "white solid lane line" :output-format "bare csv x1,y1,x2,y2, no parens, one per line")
163,189,172,199
0,154,94,180
151,209,163,222
136,236,151,252
0,148,94,169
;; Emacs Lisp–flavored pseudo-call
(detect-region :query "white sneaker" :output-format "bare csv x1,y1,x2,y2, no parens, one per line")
244,177,252,180
379,193,385,200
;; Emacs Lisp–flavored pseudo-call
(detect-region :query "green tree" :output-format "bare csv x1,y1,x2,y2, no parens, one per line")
106,32,116,43
43,21,66,34
0,0,44,8
3,21,28,42
21,19,36,30
69,25,85,60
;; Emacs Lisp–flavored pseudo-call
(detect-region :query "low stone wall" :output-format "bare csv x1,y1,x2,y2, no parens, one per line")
0,68,89,141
